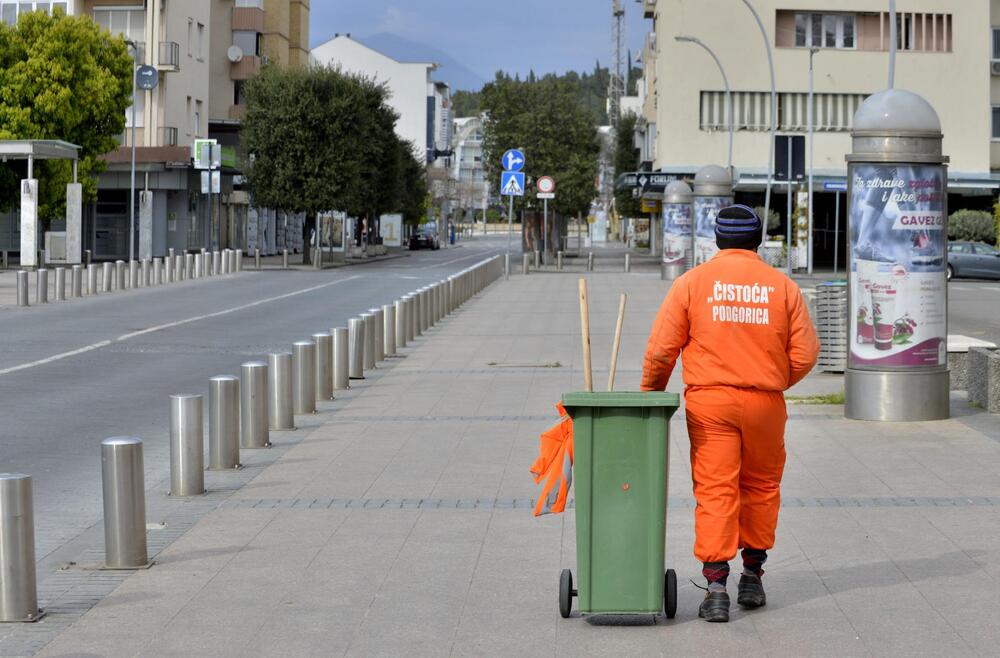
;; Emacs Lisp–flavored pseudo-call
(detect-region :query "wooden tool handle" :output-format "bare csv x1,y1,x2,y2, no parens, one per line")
607,293,627,391
579,278,593,392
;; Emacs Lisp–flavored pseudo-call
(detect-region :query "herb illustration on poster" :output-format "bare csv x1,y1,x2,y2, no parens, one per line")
849,164,946,368
662,203,692,266
694,196,730,265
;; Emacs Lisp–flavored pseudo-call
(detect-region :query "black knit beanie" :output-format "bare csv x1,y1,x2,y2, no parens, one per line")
715,204,763,251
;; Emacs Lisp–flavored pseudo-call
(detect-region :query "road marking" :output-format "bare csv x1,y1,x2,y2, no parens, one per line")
429,250,497,268
0,275,362,377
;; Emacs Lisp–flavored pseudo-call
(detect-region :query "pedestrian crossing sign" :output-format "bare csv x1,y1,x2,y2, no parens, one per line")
501,171,525,197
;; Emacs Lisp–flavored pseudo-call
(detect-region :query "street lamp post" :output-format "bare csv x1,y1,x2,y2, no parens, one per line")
675,35,732,171
807,47,818,275
741,0,777,246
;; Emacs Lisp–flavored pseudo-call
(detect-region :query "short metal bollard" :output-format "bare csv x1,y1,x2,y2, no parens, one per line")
193,253,203,279
383,303,396,356
213,251,221,276
348,318,365,379
102,262,114,292
504,253,511,280
168,248,175,261
101,437,148,568
625,253,631,273
116,260,126,290
153,258,163,285
54,267,65,301
534,250,540,269
84,249,91,265
359,313,375,370
175,255,185,281
588,252,594,271
522,253,530,275
141,259,150,287
292,341,316,414
87,263,99,295
332,327,350,390
222,250,230,275
71,264,83,298
165,258,174,283
369,307,385,362
241,361,271,448
169,395,205,496
209,376,241,470
35,269,48,304
313,332,334,401
185,253,194,280
0,474,41,622
408,294,418,341
282,249,288,270
254,248,261,270
129,260,139,289
268,352,295,430
557,251,564,270
236,249,243,272
395,299,408,349
422,288,432,331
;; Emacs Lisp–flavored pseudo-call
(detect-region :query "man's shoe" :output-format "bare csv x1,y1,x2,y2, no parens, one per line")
698,591,730,622
737,573,766,609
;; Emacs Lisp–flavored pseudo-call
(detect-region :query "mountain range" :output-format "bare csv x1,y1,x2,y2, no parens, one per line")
355,33,488,92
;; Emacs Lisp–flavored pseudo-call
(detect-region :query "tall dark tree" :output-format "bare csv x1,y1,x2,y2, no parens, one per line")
613,112,642,218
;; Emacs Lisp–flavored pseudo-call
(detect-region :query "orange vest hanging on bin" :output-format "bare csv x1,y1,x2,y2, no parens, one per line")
530,402,574,516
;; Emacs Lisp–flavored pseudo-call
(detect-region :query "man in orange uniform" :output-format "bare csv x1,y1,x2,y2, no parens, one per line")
641,205,819,623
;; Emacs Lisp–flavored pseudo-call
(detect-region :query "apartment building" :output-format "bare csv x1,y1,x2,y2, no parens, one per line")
645,0,998,267
451,116,488,219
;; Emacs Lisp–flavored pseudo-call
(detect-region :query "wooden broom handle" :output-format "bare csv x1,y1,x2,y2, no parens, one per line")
607,293,627,391
579,278,593,392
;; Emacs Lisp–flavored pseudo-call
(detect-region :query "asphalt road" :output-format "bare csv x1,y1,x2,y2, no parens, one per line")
0,237,505,562
947,279,1000,345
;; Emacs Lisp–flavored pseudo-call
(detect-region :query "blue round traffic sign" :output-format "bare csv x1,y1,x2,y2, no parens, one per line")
502,149,525,172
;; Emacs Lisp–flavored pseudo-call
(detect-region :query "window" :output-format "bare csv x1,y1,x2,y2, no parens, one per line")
949,243,968,253
93,7,144,44
700,90,868,132
197,22,205,60
195,100,202,136
794,12,855,49
0,1,66,23
883,12,951,52
233,31,261,57
973,244,999,256
187,19,193,57
992,106,1000,140
186,96,192,136
992,28,1000,60
234,80,246,106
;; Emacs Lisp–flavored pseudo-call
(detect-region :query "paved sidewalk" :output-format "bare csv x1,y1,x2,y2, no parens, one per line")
32,270,1000,657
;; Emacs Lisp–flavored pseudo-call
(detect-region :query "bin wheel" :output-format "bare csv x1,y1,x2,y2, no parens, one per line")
664,569,677,619
559,569,574,618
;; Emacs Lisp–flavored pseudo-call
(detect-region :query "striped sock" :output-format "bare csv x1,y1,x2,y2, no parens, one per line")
703,561,730,593
742,548,767,577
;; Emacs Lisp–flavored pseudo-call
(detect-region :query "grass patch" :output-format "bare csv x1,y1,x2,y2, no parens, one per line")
785,390,846,405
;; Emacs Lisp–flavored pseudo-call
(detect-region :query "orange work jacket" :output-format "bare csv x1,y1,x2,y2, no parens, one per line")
530,402,574,516
641,249,819,392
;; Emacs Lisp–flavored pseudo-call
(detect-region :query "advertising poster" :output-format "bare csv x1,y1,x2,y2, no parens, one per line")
693,196,731,265
662,202,692,266
848,164,946,368
380,214,403,247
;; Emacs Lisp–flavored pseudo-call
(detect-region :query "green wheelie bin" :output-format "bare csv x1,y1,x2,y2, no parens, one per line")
558,391,680,619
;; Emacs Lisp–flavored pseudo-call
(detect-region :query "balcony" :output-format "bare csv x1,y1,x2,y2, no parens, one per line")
159,126,178,147
643,0,656,19
158,42,180,72
231,55,260,81
234,0,263,7
233,6,264,32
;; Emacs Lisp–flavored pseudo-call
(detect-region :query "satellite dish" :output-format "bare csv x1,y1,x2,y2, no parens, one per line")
227,45,243,63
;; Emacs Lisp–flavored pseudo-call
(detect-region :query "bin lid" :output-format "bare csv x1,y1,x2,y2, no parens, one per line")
562,391,681,408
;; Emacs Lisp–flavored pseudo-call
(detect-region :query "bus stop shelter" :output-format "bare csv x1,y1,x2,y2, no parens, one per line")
0,140,82,268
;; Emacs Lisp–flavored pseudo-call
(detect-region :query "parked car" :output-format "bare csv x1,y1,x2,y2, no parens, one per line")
947,241,1000,280
409,227,440,251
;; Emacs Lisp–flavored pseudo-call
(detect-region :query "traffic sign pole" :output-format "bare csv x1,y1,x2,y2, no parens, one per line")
506,196,513,280
543,198,548,266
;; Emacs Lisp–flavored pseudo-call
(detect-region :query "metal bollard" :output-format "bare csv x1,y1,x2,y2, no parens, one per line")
533,250,540,269
438,282,447,321
116,260,126,290
557,251,564,270
504,253,510,280
185,253,194,280
267,352,295,430
193,253,203,279
101,437,148,568
84,249,91,265
332,327,350,390
254,248,261,270
588,252,594,271
129,260,139,289
175,255,185,281
313,333,334,401
522,253,530,275
153,258,163,285
221,250,230,275
240,362,270,448
141,259,150,287
71,264,83,298
87,263,98,295
164,254,173,282
102,262,114,292
169,394,205,496
625,253,631,273
213,251,221,276
16,270,28,307
208,376,241,470
395,299,408,349
292,341,316,414
54,267,65,301
0,474,40,622
360,313,376,370
236,249,243,272
168,248,175,261
369,307,385,362
282,248,288,270
348,318,365,379
383,303,396,356
422,288,432,332
36,269,48,304
408,294,418,340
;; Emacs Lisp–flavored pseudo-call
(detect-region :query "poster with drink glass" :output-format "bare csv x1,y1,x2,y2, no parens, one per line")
848,163,947,369
662,202,692,267
694,196,731,265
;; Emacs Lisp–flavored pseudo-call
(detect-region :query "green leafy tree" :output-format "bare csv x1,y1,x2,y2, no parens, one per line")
613,112,641,218
0,9,132,222
949,209,995,244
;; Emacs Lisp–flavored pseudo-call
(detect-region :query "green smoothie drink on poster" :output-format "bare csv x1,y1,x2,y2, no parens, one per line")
848,164,946,368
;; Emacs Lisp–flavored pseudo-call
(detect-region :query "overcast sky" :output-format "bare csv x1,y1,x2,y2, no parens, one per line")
310,1,650,82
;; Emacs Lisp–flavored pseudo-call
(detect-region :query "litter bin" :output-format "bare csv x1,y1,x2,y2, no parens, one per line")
559,391,680,619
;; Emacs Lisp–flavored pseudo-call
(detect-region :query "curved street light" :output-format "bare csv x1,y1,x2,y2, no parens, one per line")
675,35,732,171
740,0,777,246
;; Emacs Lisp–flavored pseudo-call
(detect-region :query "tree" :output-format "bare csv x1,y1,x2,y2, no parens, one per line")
451,89,481,118
949,209,995,244
613,112,641,218
0,9,132,222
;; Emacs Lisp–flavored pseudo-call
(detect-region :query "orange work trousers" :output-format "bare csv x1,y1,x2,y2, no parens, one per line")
685,385,787,563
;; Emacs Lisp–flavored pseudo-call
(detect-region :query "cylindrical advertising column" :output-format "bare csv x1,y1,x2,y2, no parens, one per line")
692,165,733,268
845,89,949,422
661,180,694,280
